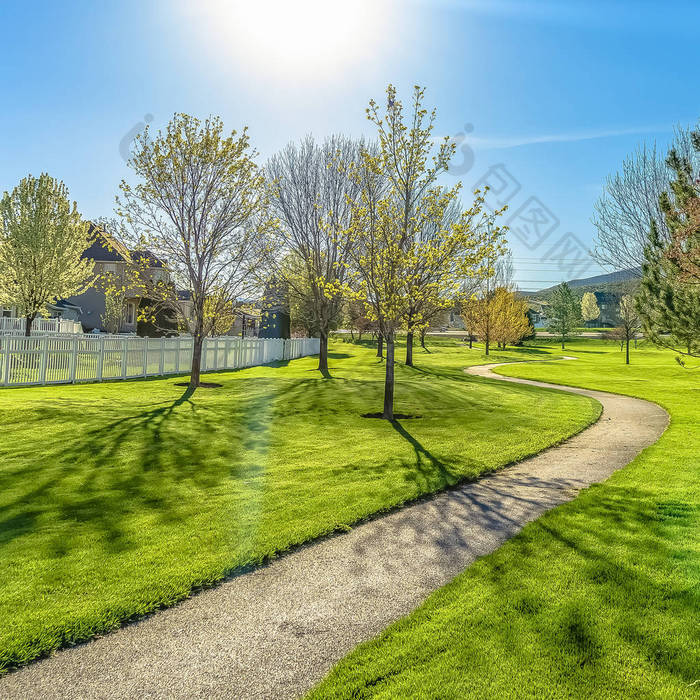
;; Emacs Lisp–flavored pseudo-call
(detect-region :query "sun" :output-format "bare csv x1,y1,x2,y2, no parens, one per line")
184,0,395,80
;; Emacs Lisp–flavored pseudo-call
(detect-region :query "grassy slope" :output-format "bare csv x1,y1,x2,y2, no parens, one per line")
308,339,699,700
0,338,599,672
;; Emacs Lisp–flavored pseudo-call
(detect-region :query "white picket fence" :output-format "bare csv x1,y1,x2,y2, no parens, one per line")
0,317,83,335
0,335,320,387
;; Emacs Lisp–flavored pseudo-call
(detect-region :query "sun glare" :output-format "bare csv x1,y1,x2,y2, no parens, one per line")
188,0,395,80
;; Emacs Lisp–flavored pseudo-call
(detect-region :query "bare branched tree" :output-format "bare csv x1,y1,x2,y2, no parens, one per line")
265,135,365,374
592,124,699,272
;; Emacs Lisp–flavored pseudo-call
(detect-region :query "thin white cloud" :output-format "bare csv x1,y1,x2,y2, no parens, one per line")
438,125,671,151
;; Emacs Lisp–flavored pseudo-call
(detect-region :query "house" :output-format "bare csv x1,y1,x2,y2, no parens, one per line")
176,290,261,337
590,291,622,328
259,279,290,339
2,299,82,323
526,300,549,328
66,224,167,333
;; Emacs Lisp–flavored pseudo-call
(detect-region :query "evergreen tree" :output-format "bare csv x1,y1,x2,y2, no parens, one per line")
661,134,700,285
637,134,700,362
547,282,581,349
637,222,700,360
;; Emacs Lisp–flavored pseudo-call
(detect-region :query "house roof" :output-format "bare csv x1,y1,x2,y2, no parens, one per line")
83,223,166,268
593,291,621,303
84,223,131,262
52,299,83,311
132,249,165,268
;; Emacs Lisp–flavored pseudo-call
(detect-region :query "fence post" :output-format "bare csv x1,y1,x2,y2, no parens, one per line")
97,335,104,382
159,337,165,376
69,336,78,383
121,338,128,379
143,338,148,377
175,336,181,373
40,335,49,385
2,337,10,386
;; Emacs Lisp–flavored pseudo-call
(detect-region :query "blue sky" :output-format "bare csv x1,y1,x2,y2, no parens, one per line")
1,0,697,289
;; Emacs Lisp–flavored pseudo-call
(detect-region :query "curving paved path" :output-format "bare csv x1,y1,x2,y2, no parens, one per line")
1,360,669,700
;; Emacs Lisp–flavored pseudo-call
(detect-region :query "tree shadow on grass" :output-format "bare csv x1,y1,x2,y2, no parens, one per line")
0,382,278,557
389,419,451,483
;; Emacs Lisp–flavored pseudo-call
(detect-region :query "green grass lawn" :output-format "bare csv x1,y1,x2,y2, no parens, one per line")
0,337,599,673
308,339,699,699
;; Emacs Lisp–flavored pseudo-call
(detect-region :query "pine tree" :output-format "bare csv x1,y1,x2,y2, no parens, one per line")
637,133,700,362
637,222,700,360
547,282,581,349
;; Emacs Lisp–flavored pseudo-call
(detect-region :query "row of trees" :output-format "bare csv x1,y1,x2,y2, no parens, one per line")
0,85,517,418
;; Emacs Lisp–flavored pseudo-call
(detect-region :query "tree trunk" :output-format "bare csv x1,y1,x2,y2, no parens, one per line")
561,338,565,350
405,331,413,366
469,335,473,349
377,334,383,358
420,329,427,350
485,338,490,356
190,333,203,388
382,335,395,420
25,314,35,337
318,329,329,374
625,337,630,364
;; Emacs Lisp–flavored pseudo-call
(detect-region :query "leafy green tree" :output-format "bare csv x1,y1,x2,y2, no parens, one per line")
0,174,94,335
547,282,581,349
101,289,126,334
581,291,600,324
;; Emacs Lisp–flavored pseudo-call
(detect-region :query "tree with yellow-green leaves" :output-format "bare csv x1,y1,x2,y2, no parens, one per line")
335,85,498,419
0,173,94,335
490,287,533,349
458,226,509,355
402,196,491,366
581,291,600,324
116,113,273,388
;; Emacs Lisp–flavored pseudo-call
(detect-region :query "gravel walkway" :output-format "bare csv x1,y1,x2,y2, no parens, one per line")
1,361,669,699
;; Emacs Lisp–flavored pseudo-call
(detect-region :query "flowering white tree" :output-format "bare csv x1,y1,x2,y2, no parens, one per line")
0,173,94,335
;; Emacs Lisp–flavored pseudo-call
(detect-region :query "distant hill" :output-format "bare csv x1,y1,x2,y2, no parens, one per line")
527,267,641,298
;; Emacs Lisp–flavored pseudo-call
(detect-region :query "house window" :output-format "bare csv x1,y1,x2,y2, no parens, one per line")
2,307,12,318
126,302,136,326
